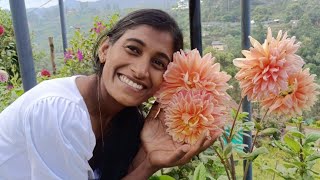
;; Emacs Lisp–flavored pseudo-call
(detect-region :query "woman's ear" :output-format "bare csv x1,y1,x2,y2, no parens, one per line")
98,38,110,63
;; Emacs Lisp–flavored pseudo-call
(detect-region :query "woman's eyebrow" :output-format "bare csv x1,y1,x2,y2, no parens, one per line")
126,38,146,47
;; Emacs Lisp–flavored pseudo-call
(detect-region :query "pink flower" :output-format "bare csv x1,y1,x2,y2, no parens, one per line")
261,68,319,116
64,50,73,61
165,89,224,145
155,49,233,108
0,70,9,82
77,49,83,61
0,25,4,36
6,84,14,90
40,69,51,77
233,27,305,100
94,21,105,34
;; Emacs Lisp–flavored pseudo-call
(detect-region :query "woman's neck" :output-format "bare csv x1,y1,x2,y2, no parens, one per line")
76,74,125,138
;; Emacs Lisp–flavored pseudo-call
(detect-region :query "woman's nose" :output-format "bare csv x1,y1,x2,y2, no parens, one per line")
131,59,150,79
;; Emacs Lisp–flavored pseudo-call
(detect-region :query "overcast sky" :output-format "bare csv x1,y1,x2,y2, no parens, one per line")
0,0,99,10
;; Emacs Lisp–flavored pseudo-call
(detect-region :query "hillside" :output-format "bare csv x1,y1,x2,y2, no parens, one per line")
26,0,178,52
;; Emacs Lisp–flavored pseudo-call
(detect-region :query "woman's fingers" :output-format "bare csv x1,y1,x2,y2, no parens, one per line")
166,144,191,166
172,131,210,164
176,129,223,164
201,129,223,151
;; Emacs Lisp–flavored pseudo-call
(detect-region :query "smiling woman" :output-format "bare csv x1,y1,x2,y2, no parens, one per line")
0,9,219,180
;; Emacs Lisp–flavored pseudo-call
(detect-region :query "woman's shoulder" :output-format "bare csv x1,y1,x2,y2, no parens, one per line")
0,76,90,129
35,76,83,100
15,76,86,111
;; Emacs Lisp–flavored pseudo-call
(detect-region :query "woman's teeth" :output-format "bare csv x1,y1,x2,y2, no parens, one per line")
119,75,143,90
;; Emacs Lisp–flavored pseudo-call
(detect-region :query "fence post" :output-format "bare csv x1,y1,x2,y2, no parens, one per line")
48,37,56,75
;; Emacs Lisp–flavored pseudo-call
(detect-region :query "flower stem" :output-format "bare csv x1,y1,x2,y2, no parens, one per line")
229,154,237,180
298,122,304,177
243,97,276,179
213,148,232,180
229,97,244,141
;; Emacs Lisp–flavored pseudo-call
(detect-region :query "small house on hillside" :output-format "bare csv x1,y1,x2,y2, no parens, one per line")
211,41,225,51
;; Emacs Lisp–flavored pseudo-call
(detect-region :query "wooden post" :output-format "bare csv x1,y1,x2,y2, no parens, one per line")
48,37,56,75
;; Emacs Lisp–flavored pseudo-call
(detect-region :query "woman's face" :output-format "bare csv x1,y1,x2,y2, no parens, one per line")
99,25,174,106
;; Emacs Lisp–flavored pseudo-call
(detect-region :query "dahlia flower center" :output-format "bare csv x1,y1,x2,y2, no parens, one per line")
279,85,294,97
188,116,200,127
184,72,200,88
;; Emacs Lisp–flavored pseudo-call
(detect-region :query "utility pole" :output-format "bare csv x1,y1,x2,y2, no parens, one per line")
189,0,202,55
241,0,252,180
59,0,68,52
9,0,37,91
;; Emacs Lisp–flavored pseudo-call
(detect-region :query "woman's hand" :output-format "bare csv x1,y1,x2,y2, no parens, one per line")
141,103,222,170
123,103,222,180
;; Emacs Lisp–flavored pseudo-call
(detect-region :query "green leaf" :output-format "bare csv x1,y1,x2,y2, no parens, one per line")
260,128,280,136
223,143,233,158
287,130,305,139
242,121,255,131
305,153,320,162
149,176,160,180
255,122,263,131
239,147,268,161
248,147,268,161
273,141,296,156
193,162,207,180
158,175,175,180
283,162,303,168
304,133,320,145
231,108,237,119
262,166,282,177
284,135,301,153
217,175,229,180
237,112,249,121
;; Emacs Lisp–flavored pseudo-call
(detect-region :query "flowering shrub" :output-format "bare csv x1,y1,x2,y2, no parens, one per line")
0,9,20,82
0,25,4,36
0,69,9,82
40,69,51,77
152,27,320,180
58,15,119,77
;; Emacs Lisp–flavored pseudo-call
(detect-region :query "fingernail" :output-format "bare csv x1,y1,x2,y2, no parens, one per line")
182,145,190,152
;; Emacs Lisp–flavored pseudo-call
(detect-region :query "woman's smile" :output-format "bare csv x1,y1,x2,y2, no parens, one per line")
118,74,144,91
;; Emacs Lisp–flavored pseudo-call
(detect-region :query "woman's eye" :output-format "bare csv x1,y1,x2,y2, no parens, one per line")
126,46,140,55
152,59,167,70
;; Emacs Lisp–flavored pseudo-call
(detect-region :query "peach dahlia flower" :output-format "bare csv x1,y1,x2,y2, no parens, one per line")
261,68,319,117
155,49,233,108
164,90,224,145
233,27,305,100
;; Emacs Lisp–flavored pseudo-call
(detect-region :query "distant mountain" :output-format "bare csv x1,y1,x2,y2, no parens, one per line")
27,0,177,19
26,0,179,52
